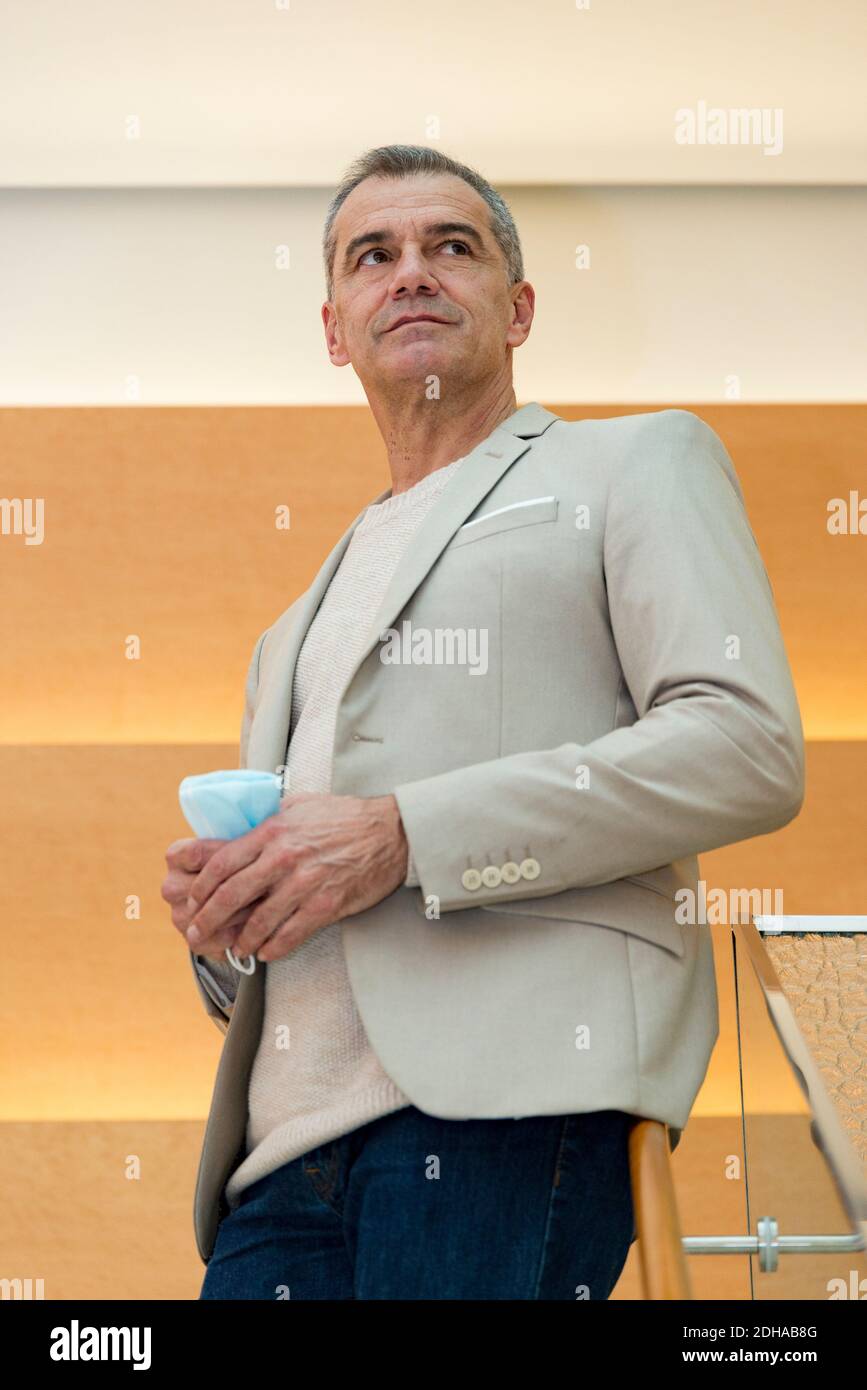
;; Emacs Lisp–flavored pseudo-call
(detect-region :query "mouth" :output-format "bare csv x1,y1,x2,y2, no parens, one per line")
387,315,451,332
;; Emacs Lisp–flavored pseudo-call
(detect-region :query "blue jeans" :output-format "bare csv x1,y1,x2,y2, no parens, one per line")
199,1105,636,1300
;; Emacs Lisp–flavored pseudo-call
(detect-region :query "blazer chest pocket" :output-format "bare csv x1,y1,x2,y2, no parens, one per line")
447,495,559,549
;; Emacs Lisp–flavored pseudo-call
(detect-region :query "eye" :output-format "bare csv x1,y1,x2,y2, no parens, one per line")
357,239,472,268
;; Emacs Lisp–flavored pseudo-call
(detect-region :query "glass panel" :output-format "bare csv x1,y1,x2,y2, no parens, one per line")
733,924,867,1301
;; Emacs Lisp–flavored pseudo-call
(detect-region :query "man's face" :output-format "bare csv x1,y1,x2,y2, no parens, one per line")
323,173,532,390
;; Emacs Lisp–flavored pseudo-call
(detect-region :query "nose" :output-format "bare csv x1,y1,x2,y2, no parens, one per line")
387,245,440,298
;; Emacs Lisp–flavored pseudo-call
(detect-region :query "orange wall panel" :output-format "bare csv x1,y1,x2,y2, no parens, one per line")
1,404,865,742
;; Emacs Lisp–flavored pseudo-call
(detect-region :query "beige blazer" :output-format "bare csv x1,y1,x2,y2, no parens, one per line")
189,401,805,1262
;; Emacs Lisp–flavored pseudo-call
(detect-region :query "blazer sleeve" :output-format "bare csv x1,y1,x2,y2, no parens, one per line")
188,627,270,1027
393,409,805,913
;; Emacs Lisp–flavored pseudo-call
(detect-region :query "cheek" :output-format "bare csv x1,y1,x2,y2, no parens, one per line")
333,292,373,341
450,299,506,343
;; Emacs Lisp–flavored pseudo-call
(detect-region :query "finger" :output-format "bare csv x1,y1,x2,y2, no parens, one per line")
189,923,248,958
254,906,322,962
186,926,242,956
186,825,272,916
187,846,287,944
165,837,227,872
172,902,251,939
165,836,197,858
161,867,201,906
229,874,310,959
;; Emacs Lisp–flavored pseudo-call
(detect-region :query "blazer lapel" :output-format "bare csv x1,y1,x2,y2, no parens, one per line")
348,401,561,675
245,501,386,776
247,401,560,778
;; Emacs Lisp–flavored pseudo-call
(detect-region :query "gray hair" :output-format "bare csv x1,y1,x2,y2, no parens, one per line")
322,144,524,301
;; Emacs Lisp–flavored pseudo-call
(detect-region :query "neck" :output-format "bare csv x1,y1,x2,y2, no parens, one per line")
368,380,519,496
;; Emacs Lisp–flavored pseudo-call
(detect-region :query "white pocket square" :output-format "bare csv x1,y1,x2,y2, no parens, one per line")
458,495,557,531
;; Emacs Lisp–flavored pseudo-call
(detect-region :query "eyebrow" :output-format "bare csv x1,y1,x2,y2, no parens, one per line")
340,221,486,273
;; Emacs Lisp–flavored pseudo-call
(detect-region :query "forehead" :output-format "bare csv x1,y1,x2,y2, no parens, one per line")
333,172,491,244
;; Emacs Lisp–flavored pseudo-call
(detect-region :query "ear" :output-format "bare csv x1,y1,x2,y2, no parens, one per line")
322,301,352,368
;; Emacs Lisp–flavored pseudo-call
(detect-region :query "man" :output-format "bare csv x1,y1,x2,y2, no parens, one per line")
161,144,805,1300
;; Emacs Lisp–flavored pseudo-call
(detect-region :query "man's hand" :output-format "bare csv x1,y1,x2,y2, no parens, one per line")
161,837,260,960
181,792,410,963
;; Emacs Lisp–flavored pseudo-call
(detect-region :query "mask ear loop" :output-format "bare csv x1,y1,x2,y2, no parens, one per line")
226,946,256,975
225,870,272,975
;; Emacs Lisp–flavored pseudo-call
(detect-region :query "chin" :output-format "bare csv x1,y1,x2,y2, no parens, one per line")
387,336,455,361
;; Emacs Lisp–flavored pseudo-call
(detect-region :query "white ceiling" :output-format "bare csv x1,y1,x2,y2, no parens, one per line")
0,0,865,186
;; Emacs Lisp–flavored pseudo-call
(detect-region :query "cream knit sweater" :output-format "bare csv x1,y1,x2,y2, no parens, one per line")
221,454,465,1205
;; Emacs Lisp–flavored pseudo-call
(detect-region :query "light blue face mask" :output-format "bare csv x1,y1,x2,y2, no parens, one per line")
178,769,283,974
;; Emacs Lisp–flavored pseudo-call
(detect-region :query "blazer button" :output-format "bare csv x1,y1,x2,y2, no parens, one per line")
481,865,502,887
501,861,521,884
519,857,541,881
461,868,482,891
